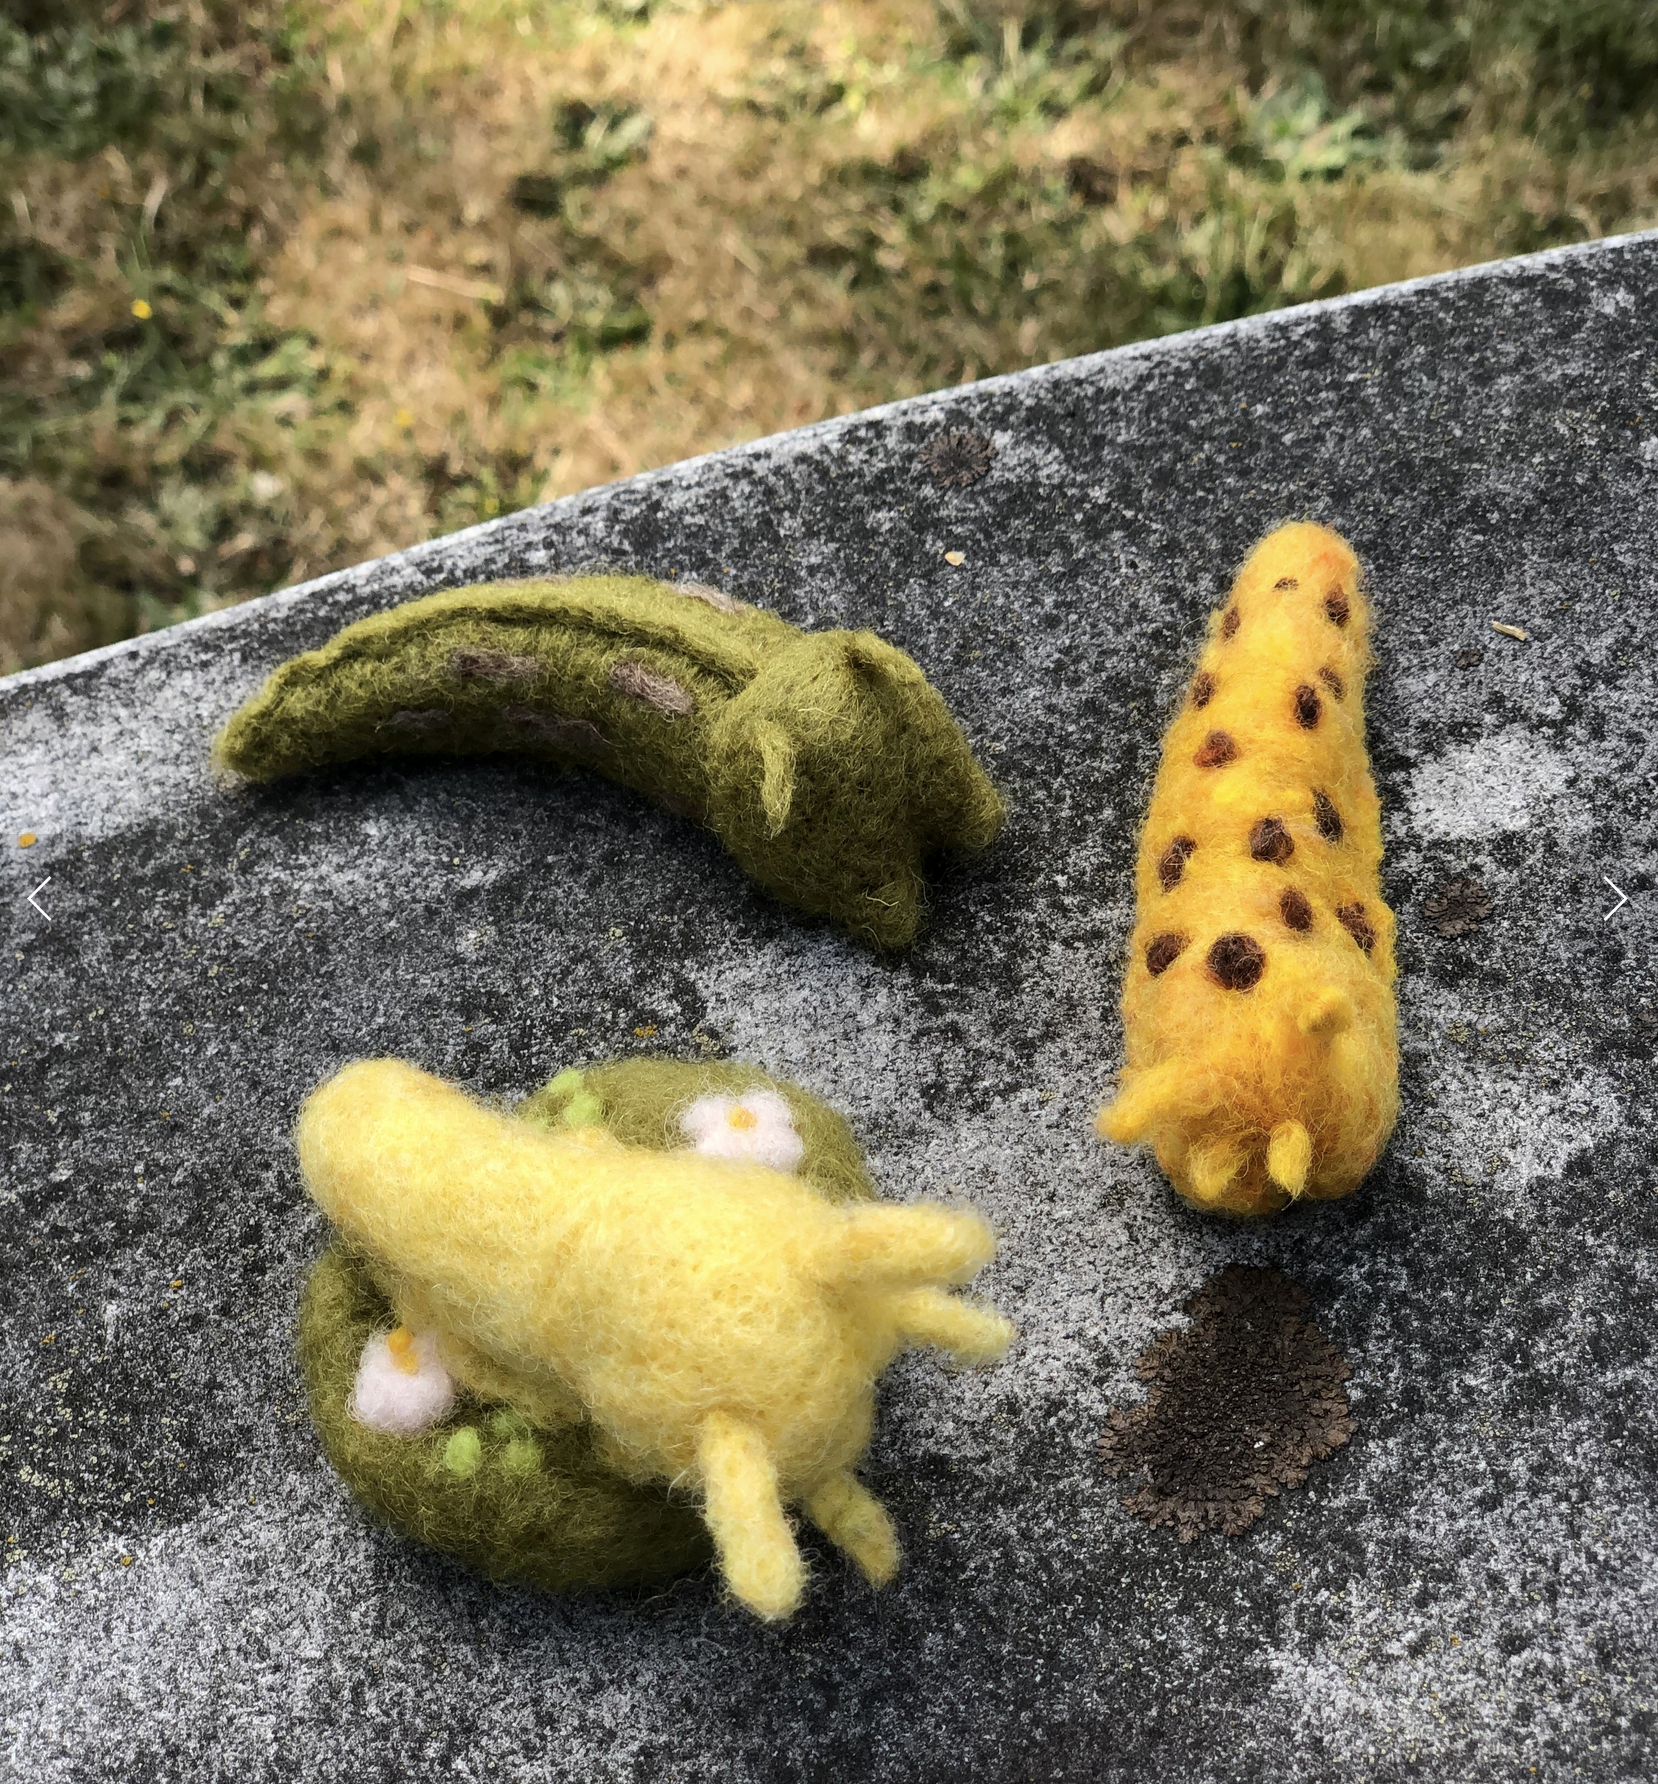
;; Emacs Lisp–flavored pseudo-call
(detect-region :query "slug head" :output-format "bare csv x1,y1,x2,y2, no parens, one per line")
708,632,1002,949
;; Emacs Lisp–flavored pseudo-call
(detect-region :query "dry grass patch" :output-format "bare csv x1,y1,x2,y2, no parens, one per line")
2,0,1656,669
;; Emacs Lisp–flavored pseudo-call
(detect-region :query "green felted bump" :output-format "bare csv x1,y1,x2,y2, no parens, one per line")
214,577,1003,949
297,1057,872,1593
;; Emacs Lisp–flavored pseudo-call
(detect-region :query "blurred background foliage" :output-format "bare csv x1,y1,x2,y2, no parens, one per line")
2,0,1655,669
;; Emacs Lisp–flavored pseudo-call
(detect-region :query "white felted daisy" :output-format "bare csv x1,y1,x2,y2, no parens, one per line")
350,1326,456,1436
680,1088,805,1173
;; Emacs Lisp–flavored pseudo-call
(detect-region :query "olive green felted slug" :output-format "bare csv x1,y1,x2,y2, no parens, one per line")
216,576,1003,948
299,1058,1005,1606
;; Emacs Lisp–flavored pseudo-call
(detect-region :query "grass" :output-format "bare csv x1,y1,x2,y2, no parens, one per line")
2,0,1656,671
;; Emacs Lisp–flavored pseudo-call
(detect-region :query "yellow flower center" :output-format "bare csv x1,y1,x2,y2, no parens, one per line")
727,1106,759,1132
387,1326,421,1375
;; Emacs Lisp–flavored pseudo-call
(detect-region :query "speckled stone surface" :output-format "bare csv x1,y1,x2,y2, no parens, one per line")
3,233,1656,1784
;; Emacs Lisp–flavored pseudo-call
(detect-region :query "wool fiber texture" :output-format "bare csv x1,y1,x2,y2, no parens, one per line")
1097,522,1399,1216
298,1056,1013,1619
213,576,1003,949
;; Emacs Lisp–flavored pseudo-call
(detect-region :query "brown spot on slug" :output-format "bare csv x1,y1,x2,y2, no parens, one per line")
1318,665,1345,700
1324,588,1350,626
609,660,696,716
1294,684,1322,729
1313,789,1343,843
499,708,615,756
1221,607,1240,639
1280,887,1314,931
1274,577,1299,590
1194,730,1237,769
1190,672,1216,710
1207,932,1266,990
1146,933,1188,976
377,708,451,736
674,582,744,615
1249,818,1294,865
1158,836,1196,891
1099,1265,1353,1541
450,646,543,683
1336,901,1376,954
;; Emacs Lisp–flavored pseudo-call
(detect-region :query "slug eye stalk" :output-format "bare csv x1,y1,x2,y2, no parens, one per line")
213,576,1004,949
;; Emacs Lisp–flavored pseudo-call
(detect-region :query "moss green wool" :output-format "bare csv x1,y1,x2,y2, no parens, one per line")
298,1057,873,1594
215,576,1003,948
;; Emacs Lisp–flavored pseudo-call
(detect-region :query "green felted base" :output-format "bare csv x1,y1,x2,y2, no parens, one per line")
297,1057,873,1593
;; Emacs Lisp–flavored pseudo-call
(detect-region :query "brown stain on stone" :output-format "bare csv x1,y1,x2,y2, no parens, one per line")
1279,887,1314,931
1194,730,1237,769
1146,933,1188,976
1207,932,1266,990
1249,817,1294,865
1158,836,1197,891
1099,1265,1354,1541
1294,683,1322,729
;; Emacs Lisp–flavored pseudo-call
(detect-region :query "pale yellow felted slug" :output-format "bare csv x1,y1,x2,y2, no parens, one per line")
1097,522,1399,1216
297,1059,1014,1620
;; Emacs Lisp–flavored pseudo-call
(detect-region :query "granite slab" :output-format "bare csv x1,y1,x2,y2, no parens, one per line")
3,232,1656,1783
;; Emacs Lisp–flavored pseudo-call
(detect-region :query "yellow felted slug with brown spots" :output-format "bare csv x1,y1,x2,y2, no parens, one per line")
1097,522,1398,1216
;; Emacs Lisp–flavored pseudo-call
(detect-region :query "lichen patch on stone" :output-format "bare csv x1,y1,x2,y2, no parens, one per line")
918,427,995,489
1424,874,1494,936
1100,1264,1354,1541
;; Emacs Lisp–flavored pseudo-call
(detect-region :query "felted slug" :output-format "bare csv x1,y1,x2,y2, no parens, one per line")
1097,522,1398,1216
214,576,1003,949
297,1056,1013,1619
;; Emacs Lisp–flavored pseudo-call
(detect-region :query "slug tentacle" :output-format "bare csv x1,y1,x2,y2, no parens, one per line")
803,1470,901,1587
825,1204,997,1288
886,1285,1016,1366
214,576,1002,949
697,1412,804,1621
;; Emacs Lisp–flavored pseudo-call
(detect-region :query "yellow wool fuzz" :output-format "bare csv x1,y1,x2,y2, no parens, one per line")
297,1059,1014,1619
1097,522,1399,1217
